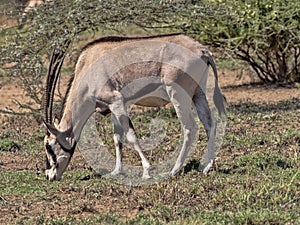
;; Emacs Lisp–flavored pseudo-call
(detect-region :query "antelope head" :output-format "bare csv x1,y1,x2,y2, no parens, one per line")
43,119,76,181
43,43,71,181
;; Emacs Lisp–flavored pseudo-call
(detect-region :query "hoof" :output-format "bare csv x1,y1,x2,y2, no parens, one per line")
170,170,176,177
110,169,123,176
142,174,152,180
170,164,181,176
202,160,214,175
142,170,151,180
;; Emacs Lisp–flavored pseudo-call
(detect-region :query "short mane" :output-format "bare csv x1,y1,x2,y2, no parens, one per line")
81,33,182,52
59,75,74,119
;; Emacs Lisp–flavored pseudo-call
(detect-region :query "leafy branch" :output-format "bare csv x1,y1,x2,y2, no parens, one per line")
0,0,299,120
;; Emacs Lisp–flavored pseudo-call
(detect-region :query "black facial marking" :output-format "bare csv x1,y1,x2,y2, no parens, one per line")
45,143,57,166
44,140,77,171
58,140,77,157
45,156,51,170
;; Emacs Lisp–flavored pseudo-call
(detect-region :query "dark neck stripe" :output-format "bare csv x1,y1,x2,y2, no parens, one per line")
59,140,77,157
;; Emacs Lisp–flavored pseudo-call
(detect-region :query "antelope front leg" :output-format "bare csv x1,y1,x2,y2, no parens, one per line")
126,126,151,179
109,91,151,179
110,114,124,176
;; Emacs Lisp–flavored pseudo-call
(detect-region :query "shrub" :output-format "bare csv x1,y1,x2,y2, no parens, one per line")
190,0,300,83
0,0,299,120
0,0,207,120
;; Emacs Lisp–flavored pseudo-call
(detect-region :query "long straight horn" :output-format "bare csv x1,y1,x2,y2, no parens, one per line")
44,49,58,126
43,40,71,135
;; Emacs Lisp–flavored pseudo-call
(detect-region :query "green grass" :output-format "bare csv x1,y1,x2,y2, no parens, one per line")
0,98,299,224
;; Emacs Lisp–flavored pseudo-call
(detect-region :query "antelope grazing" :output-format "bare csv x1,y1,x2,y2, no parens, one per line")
43,34,226,181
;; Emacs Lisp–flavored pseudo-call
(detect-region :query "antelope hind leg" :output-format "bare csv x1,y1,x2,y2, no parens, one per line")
166,85,198,176
193,87,216,174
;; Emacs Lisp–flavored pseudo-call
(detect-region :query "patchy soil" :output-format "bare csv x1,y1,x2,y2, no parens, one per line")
0,82,28,111
0,69,299,173
0,69,299,224
219,70,300,103
1,70,299,111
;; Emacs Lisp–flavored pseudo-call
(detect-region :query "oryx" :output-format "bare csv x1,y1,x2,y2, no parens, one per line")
43,34,226,181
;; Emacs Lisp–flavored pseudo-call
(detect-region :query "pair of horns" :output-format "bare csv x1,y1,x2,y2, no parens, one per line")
43,40,71,135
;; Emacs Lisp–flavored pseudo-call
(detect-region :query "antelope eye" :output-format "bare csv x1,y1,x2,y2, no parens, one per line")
45,142,51,151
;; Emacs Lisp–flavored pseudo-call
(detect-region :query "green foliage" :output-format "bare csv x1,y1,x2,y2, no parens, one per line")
190,0,300,83
0,0,299,119
0,138,21,152
0,98,299,224
0,0,206,119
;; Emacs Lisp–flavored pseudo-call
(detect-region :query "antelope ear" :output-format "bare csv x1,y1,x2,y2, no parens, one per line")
43,120,60,137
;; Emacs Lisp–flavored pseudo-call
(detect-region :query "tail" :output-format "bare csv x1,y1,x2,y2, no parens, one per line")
206,54,227,117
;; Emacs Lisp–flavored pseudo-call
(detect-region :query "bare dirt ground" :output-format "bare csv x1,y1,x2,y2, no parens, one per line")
0,71,299,165
0,83,30,111
0,69,299,224
1,70,299,111
219,70,300,103
1,69,299,173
